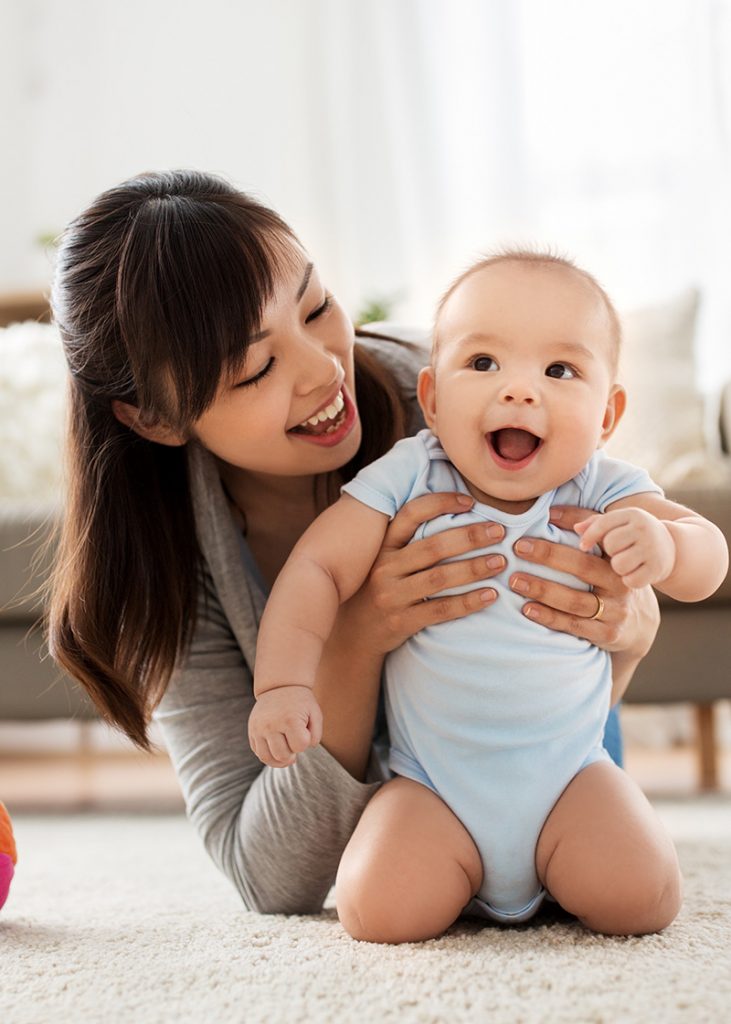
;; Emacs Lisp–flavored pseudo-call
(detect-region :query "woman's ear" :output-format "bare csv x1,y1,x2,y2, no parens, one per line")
417,365,438,431
111,400,186,447
598,384,627,446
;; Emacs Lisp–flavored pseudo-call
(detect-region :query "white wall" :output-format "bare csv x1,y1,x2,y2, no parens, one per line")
2,0,730,387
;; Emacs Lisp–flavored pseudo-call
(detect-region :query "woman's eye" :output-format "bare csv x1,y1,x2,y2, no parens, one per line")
472,355,498,372
546,362,576,380
306,294,333,324
236,356,275,388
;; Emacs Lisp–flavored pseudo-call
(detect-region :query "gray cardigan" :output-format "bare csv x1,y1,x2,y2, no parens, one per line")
153,334,428,913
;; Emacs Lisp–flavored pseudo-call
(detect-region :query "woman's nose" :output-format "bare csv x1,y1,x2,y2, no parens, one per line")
294,337,341,395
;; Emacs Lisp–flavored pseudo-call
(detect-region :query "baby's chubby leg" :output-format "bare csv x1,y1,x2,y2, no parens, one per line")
536,761,682,935
336,776,483,944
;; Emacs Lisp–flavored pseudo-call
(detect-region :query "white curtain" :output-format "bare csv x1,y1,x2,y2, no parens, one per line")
299,0,731,392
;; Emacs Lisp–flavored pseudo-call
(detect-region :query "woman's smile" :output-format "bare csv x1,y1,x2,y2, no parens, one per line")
288,383,358,448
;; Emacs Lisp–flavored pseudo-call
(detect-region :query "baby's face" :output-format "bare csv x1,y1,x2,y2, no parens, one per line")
418,261,625,513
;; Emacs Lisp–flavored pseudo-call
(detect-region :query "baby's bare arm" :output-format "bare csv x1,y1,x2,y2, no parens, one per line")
576,493,729,601
250,496,391,766
254,494,391,699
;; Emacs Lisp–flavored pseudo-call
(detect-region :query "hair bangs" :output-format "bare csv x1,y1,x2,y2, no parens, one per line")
116,191,298,432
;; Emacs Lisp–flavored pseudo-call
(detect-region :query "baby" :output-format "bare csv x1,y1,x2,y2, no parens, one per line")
249,251,728,939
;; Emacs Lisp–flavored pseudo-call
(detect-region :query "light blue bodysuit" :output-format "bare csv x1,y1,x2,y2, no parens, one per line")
341,429,662,923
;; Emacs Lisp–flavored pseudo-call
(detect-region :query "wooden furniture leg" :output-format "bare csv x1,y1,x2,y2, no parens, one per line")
695,703,718,791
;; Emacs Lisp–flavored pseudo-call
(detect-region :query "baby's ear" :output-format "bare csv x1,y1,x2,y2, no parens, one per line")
598,384,626,445
417,365,438,430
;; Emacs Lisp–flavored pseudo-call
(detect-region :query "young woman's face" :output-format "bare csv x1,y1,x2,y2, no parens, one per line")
192,251,362,479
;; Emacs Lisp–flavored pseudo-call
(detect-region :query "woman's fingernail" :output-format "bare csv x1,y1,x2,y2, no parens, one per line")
524,604,541,619
515,539,534,554
550,509,563,521
487,523,503,540
486,555,504,569
480,588,497,602
512,576,529,593
457,494,474,506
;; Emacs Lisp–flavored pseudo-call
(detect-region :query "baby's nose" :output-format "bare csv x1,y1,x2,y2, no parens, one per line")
498,379,540,404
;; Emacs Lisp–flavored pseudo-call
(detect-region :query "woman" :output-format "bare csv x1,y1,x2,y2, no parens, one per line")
48,169,659,916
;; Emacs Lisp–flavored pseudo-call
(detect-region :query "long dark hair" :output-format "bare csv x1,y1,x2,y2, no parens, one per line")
47,170,409,750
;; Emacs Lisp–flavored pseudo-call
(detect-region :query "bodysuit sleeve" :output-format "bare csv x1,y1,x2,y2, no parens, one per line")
340,432,431,518
153,561,381,915
577,449,665,511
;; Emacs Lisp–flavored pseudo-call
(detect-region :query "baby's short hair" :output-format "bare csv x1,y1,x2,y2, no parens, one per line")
433,248,621,376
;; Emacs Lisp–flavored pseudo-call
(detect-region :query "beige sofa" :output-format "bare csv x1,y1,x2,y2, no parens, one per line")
1,298,730,786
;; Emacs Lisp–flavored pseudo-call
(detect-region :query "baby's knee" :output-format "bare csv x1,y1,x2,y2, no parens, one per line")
581,858,683,936
336,885,398,944
336,871,445,944
336,856,470,944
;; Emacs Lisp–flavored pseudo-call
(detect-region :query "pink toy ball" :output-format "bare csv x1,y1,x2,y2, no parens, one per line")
0,853,14,910
0,801,17,910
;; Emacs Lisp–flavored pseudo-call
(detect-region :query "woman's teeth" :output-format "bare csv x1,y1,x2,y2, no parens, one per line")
294,390,346,434
304,391,344,426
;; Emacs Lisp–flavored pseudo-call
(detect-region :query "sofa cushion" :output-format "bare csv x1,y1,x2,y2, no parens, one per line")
0,320,65,507
603,289,713,487
0,507,56,622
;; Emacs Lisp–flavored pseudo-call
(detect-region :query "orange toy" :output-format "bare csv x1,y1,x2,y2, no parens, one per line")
0,800,17,910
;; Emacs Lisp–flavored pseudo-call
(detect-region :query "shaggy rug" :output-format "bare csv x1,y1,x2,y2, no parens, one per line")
2,798,730,1024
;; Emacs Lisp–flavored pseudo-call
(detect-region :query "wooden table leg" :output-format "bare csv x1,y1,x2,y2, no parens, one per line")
695,703,718,791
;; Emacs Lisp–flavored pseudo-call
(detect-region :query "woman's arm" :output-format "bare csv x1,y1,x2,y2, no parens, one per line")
153,562,381,916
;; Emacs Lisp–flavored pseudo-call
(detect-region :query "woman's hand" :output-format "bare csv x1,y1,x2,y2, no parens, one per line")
340,492,505,655
509,504,660,704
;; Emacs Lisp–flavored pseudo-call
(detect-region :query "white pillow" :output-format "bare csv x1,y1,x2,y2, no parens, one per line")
604,289,717,487
0,321,66,507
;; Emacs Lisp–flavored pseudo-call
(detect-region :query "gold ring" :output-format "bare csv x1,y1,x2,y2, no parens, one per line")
588,594,605,621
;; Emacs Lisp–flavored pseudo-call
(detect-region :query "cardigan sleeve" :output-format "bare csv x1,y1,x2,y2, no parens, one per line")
153,561,381,914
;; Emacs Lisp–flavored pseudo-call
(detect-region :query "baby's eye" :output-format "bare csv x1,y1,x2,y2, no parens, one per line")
471,355,499,372
546,363,576,380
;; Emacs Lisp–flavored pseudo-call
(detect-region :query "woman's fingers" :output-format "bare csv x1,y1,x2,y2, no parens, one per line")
385,519,505,578
508,572,607,620
381,492,489,555
549,505,596,531
519,601,621,648
394,552,506,605
513,536,622,593
395,586,498,636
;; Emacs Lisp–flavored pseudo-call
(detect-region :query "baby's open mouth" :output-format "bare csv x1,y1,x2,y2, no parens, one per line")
489,428,542,462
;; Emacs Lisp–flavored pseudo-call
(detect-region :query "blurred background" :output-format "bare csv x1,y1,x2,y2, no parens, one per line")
1,0,730,809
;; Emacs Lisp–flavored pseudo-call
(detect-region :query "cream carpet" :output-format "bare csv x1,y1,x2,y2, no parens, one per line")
2,799,730,1024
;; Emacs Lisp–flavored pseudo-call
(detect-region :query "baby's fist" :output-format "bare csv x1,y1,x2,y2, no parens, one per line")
248,685,323,768
575,507,676,589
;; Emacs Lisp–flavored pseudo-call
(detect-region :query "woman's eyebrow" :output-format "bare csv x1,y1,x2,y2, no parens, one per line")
249,263,315,343
295,262,314,301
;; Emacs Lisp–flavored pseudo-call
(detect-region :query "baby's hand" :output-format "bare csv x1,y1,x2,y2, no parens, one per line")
248,686,323,768
574,508,676,589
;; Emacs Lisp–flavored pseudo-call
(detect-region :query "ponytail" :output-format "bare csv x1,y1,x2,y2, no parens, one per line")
48,385,197,750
